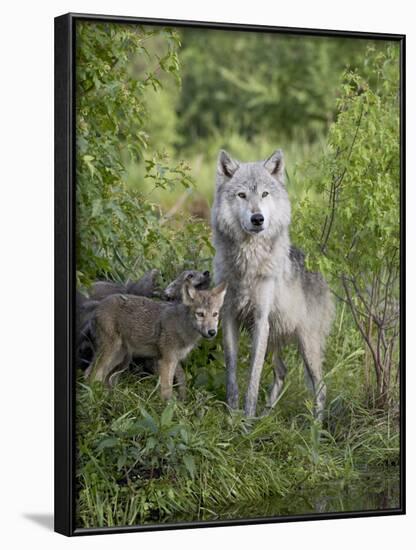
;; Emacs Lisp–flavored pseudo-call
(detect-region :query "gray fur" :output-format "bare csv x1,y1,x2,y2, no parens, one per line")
88,281,126,301
86,282,227,400
89,269,210,303
76,291,99,369
77,270,213,373
211,149,334,419
127,269,161,297
164,270,211,301
89,269,160,301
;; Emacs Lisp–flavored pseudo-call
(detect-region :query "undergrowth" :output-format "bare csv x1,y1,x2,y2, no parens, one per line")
76,306,399,528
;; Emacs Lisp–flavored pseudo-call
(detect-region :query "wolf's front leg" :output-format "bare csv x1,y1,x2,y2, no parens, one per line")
174,363,187,400
158,357,177,400
223,311,240,409
244,315,270,417
244,280,273,417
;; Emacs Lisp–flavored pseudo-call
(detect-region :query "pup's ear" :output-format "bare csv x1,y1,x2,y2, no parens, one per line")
182,279,197,305
264,149,284,180
217,150,239,179
212,281,227,307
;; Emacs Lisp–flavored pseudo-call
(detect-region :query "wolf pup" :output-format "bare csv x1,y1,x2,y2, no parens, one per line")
211,149,334,419
164,270,211,301
86,281,227,400
89,269,160,301
78,270,212,377
89,269,210,302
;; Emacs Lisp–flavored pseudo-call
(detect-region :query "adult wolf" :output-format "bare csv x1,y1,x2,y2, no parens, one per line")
211,149,334,419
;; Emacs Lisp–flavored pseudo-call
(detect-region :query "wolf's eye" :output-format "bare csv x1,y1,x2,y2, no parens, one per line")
187,273,194,279
262,191,269,198
196,311,205,318
212,311,218,317
237,192,246,199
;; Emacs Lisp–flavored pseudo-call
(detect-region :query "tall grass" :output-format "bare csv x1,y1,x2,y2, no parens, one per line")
76,303,399,528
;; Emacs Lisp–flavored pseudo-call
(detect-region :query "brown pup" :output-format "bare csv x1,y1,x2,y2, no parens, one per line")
86,281,227,400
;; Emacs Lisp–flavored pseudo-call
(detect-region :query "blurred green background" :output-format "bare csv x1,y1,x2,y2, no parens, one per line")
123,28,386,212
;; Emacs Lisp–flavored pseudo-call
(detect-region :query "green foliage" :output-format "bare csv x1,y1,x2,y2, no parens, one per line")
76,303,400,528
76,336,399,527
293,45,400,280
76,22,195,286
92,399,204,482
292,46,400,406
176,31,384,146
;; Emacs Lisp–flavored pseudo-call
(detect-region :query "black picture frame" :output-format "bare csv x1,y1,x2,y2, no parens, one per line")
54,12,406,537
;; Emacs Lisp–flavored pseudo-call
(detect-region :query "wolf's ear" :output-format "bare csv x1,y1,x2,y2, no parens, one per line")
212,281,227,307
182,279,197,305
217,150,239,179
264,149,284,180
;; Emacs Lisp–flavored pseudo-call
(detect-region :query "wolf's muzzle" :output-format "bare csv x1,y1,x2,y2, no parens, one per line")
251,213,264,226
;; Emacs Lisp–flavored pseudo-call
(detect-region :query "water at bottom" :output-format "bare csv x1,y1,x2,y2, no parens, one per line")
213,471,400,521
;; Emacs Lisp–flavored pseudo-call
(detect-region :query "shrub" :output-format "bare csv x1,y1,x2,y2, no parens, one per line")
293,46,400,407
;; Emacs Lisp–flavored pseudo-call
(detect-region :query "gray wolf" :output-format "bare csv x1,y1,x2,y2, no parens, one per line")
89,269,161,301
86,281,227,399
89,269,211,302
211,149,334,419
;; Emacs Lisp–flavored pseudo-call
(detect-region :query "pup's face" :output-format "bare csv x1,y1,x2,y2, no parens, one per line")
182,281,227,339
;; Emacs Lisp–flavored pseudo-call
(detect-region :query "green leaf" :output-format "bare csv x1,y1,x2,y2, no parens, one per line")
96,437,118,451
183,454,196,479
145,436,157,451
138,409,158,434
117,454,128,470
161,402,175,428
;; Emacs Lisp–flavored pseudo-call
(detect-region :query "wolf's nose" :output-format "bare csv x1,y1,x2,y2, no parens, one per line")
208,329,216,337
251,213,264,226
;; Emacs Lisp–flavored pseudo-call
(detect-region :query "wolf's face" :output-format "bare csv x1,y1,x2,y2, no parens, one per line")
213,149,291,239
182,281,227,339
